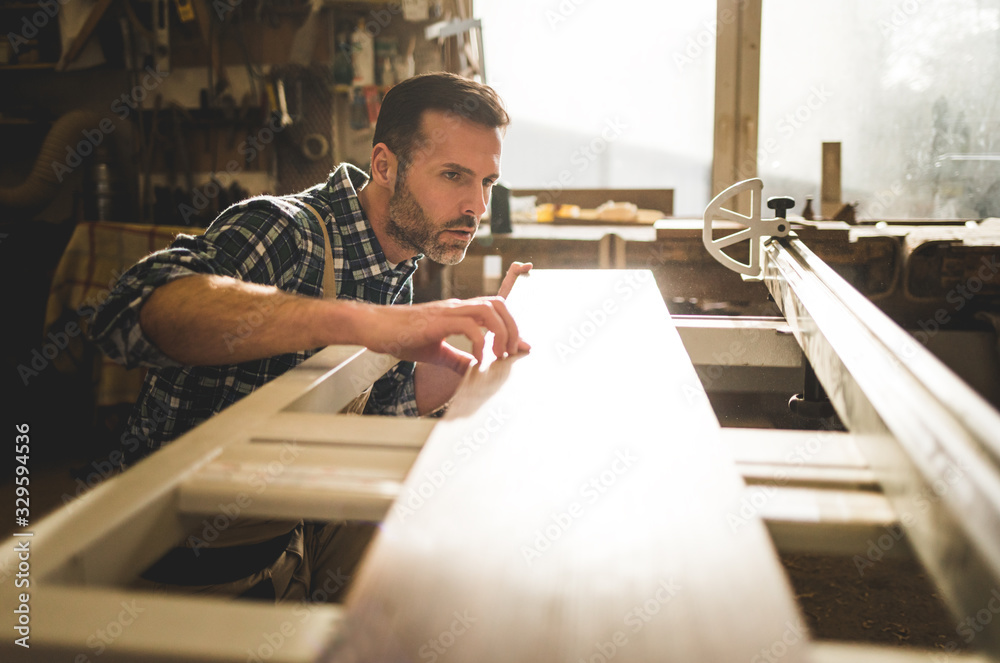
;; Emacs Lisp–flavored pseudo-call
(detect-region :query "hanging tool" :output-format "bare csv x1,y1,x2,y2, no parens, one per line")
276,78,293,128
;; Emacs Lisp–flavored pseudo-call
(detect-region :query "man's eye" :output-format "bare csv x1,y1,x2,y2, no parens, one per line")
443,172,460,180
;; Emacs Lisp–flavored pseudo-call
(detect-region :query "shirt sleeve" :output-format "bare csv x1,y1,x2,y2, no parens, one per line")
87,200,313,369
363,361,420,417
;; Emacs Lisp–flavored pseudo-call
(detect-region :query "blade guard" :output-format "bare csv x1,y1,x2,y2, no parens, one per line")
702,178,791,279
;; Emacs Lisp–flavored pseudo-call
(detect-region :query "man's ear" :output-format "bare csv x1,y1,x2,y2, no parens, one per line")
370,143,398,193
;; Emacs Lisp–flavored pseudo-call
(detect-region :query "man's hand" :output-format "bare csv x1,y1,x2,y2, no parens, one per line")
410,261,533,414
362,296,529,375
499,261,532,299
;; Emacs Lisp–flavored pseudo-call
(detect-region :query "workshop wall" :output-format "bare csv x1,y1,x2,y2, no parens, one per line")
0,0,467,470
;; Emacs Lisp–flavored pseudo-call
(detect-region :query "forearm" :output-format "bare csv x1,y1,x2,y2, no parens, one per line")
139,274,365,365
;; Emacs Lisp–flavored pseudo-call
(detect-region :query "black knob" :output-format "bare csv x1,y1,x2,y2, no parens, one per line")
767,196,795,219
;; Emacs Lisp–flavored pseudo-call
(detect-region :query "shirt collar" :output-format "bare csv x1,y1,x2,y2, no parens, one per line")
317,163,422,282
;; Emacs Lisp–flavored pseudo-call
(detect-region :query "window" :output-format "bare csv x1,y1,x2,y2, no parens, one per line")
476,1,718,215
758,0,1000,220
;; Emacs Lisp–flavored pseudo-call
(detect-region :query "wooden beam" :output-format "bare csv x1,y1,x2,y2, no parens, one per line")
337,270,809,662
712,0,762,197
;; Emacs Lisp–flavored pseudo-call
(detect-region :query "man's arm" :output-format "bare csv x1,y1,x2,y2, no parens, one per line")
140,271,528,373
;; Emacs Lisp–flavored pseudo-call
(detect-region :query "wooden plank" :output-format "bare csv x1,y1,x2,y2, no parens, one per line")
722,429,869,468
22,346,384,581
821,142,843,219
739,463,878,489
674,316,802,368
713,0,740,197
0,345,392,659
336,269,808,662
754,486,893,525
736,0,762,183
254,412,436,449
756,486,903,556
178,444,415,522
26,586,343,663
712,0,762,197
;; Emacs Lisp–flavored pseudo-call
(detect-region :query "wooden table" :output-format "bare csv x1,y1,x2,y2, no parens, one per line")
333,269,807,662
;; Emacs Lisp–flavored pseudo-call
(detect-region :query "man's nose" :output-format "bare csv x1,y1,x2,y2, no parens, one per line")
464,185,489,220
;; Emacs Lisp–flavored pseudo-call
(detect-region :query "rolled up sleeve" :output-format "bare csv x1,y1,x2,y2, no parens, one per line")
88,201,311,369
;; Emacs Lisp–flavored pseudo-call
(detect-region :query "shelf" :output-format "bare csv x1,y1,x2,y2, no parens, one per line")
333,83,391,93
0,117,49,125
0,63,57,70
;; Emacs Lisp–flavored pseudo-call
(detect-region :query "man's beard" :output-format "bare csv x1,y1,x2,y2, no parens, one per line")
386,177,477,265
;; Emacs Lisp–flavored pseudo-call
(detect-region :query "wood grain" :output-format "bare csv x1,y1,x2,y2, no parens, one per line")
332,269,808,662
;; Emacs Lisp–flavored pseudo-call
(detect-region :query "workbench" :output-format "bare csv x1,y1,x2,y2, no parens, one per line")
2,268,996,662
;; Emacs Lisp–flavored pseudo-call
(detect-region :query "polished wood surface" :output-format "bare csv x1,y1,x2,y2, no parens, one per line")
335,269,807,662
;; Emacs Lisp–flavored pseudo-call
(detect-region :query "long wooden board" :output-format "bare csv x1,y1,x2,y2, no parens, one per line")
333,269,808,662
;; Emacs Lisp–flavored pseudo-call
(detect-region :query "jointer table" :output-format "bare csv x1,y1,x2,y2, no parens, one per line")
1,268,993,661
332,268,804,662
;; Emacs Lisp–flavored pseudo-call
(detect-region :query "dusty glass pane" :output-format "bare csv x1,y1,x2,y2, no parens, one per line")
477,1,717,216
759,0,1000,220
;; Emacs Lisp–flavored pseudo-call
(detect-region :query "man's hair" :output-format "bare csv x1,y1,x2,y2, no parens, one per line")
372,72,509,172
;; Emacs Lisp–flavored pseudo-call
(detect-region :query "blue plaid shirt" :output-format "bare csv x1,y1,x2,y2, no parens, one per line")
90,163,421,466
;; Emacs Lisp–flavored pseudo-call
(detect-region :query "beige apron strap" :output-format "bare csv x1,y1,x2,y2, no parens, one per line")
302,202,372,415
302,202,339,299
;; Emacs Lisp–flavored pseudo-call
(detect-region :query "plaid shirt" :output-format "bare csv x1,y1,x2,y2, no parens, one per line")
89,163,421,466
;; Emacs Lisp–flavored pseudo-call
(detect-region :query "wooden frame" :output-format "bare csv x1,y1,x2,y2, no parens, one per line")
712,0,762,198
2,269,989,661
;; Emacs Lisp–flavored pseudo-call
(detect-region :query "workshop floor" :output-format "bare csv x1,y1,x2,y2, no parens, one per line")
780,552,965,654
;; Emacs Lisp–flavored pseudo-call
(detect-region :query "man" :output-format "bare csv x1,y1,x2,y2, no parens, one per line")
89,71,530,601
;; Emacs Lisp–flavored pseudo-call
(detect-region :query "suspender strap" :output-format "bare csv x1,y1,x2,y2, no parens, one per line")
301,201,373,415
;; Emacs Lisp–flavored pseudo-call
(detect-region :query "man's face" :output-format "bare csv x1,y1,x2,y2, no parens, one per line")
385,110,503,265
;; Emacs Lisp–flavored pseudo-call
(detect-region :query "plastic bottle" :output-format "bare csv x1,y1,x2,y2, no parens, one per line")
351,20,375,87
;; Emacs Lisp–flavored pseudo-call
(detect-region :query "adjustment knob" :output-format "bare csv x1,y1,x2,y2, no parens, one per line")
767,197,795,219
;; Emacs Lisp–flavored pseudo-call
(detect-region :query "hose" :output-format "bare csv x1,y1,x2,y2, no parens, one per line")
0,109,105,214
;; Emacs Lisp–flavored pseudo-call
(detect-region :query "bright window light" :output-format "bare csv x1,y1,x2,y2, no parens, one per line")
476,1,717,216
